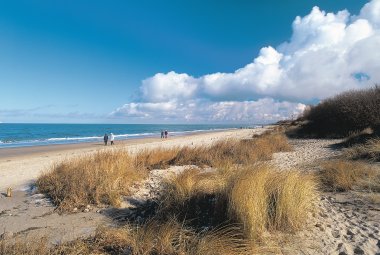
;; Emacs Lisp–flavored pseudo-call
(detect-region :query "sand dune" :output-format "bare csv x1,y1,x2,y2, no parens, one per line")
1,128,379,254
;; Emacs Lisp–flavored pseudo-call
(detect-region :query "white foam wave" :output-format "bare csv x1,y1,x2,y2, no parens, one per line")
47,136,102,141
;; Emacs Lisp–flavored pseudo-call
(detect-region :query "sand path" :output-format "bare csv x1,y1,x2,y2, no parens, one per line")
270,139,380,255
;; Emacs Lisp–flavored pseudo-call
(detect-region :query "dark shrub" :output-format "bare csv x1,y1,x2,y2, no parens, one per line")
296,86,380,138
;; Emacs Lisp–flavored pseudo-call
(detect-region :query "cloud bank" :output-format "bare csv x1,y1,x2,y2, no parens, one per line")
112,0,380,123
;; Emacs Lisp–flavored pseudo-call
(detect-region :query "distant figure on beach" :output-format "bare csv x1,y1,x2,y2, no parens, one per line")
103,133,108,146
110,133,115,145
161,130,164,139
164,130,168,138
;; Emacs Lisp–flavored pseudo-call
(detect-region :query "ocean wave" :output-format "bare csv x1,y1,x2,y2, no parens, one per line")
47,136,102,141
119,132,155,137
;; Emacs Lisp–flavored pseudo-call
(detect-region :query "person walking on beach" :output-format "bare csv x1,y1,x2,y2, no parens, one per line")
161,130,164,139
103,133,108,146
110,133,115,145
164,130,168,139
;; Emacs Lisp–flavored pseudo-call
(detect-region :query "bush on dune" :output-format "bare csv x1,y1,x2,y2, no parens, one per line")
294,86,380,138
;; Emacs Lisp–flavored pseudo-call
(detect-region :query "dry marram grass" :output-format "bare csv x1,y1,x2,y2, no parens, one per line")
319,160,380,192
37,150,149,211
228,165,317,240
1,221,252,255
161,165,317,242
343,138,380,161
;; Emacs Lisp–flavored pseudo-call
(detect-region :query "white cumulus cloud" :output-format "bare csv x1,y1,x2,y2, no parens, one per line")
110,98,306,123
111,0,380,123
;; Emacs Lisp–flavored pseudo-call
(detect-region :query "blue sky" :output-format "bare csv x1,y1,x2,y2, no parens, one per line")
1,0,377,123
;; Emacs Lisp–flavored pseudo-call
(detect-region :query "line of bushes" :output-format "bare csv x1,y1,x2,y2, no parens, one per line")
294,86,380,138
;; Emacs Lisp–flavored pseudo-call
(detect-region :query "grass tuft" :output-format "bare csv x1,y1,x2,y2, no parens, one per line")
343,138,380,162
160,164,317,241
36,150,149,211
227,165,317,240
319,160,380,192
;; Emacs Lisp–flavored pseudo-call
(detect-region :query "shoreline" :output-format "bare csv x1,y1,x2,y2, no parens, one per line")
0,128,238,159
0,124,256,150
0,128,268,190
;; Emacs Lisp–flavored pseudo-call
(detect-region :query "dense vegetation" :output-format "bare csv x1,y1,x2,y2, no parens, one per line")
296,86,380,138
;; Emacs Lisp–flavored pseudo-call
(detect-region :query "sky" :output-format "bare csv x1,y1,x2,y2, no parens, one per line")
1,0,379,124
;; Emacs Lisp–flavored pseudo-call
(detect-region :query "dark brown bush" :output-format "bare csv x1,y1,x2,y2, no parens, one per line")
296,86,380,138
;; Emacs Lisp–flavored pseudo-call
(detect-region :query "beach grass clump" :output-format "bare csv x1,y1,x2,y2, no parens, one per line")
92,219,251,255
135,147,180,169
0,237,92,255
343,138,380,162
160,165,317,241
171,132,292,167
227,165,317,240
340,127,375,147
36,150,148,211
0,220,251,255
0,238,50,255
161,168,224,204
131,132,292,169
159,168,230,229
319,160,380,192
294,86,380,137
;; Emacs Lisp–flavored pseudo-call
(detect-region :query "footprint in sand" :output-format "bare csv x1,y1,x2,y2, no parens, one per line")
332,230,341,238
353,246,365,255
347,229,355,236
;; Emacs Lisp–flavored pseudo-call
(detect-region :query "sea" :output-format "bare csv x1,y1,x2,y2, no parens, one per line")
0,123,258,149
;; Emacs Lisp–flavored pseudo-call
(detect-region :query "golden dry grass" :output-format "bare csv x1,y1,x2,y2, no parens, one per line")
170,132,292,167
319,160,380,192
161,168,228,205
37,150,149,211
134,147,180,169
1,220,251,255
227,165,317,240
0,237,93,255
36,130,291,212
88,219,252,255
160,164,317,242
343,137,380,161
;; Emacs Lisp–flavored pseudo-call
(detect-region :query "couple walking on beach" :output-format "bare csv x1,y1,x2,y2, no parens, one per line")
161,130,168,139
103,133,114,146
